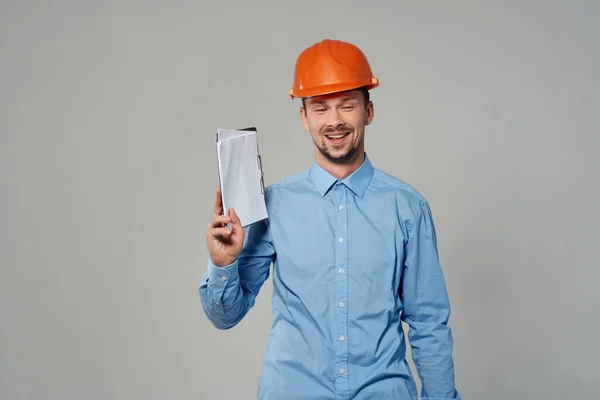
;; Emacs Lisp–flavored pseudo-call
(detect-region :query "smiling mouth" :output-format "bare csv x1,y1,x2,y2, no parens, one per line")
325,132,350,140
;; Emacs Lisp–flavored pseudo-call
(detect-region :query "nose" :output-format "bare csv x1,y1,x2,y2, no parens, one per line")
326,108,344,128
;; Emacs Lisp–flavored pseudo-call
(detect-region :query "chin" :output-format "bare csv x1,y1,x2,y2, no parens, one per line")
326,149,359,164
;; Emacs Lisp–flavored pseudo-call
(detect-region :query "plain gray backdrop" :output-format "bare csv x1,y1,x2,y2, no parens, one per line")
1,1,599,399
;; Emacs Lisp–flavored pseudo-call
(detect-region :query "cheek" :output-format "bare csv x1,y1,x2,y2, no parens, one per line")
308,120,325,135
308,125,323,141
349,113,366,130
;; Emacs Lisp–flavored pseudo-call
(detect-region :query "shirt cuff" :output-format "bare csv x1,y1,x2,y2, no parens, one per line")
422,395,461,400
207,258,239,292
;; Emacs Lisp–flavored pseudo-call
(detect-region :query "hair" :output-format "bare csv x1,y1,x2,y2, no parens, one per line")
301,86,371,109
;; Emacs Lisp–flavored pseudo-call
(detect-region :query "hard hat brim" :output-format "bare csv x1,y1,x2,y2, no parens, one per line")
289,78,379,100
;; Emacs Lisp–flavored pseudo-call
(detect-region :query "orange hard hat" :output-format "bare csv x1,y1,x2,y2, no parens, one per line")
288,39,379,99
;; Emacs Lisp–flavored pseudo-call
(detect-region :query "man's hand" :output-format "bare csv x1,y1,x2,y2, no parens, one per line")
206,187,244,267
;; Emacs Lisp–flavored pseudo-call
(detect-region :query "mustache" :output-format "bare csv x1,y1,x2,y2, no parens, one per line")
322,124,354,134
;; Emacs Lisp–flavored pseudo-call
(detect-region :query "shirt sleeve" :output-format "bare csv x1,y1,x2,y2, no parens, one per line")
401,201,461,400
199,218,275,330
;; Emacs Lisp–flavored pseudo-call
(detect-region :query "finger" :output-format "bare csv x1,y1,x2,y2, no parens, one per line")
210,214,231,228
214,187,223,216
209,226,232,239
229,208,242,230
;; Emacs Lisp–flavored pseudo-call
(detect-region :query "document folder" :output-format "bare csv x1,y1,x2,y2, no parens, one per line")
216,127,268,228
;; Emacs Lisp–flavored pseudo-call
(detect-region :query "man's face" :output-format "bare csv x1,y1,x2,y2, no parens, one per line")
300,89,374,165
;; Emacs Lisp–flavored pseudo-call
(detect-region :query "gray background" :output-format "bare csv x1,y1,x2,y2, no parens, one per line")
1,1,599,399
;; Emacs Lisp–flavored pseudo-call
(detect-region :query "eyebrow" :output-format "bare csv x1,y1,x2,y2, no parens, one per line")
309,97,359,105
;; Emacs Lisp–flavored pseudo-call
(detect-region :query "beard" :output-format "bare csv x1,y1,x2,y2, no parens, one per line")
317,140,360,164
316,124,360,164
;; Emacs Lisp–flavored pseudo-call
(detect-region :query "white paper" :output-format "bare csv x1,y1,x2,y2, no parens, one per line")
216,128,268,228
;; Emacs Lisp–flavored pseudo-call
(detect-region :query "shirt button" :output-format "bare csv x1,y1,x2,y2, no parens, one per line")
221,276,227,281
339,335,345,341
338,302,344,307
338,237,344,243
339,368,345,374
338,268,344,274
338,205,344,210
215,300,220,304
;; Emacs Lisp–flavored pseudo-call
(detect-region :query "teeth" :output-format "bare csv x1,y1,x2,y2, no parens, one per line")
327,133,347,139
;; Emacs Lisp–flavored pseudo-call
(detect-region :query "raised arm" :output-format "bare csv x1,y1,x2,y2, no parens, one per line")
199,187,275,330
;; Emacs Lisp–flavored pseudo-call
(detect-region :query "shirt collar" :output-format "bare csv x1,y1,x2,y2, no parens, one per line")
309,153,374,198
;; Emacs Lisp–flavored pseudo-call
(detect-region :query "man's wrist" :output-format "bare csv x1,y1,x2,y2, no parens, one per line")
210,256,238,268
208,257,239,286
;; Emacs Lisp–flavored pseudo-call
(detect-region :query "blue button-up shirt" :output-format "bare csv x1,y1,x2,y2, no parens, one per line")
199,154,461,400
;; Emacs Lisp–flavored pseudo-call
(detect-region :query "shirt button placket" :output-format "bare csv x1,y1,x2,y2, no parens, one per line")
334,183,349,397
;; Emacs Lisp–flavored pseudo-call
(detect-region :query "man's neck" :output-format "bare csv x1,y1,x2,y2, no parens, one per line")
315,150,365,180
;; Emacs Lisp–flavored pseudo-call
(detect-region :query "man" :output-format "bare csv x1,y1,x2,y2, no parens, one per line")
200,39,461,400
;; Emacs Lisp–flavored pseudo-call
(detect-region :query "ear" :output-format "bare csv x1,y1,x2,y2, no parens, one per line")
300,106,310,132
365,101,374,126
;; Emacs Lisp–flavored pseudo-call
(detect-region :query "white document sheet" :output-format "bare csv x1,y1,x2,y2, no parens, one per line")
216,127,268,228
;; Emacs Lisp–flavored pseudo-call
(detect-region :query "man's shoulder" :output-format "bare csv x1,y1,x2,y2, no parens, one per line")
370,167,435,232
371,167,428,205
262,168,311,212
259,169,310,217
265,168,311,193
